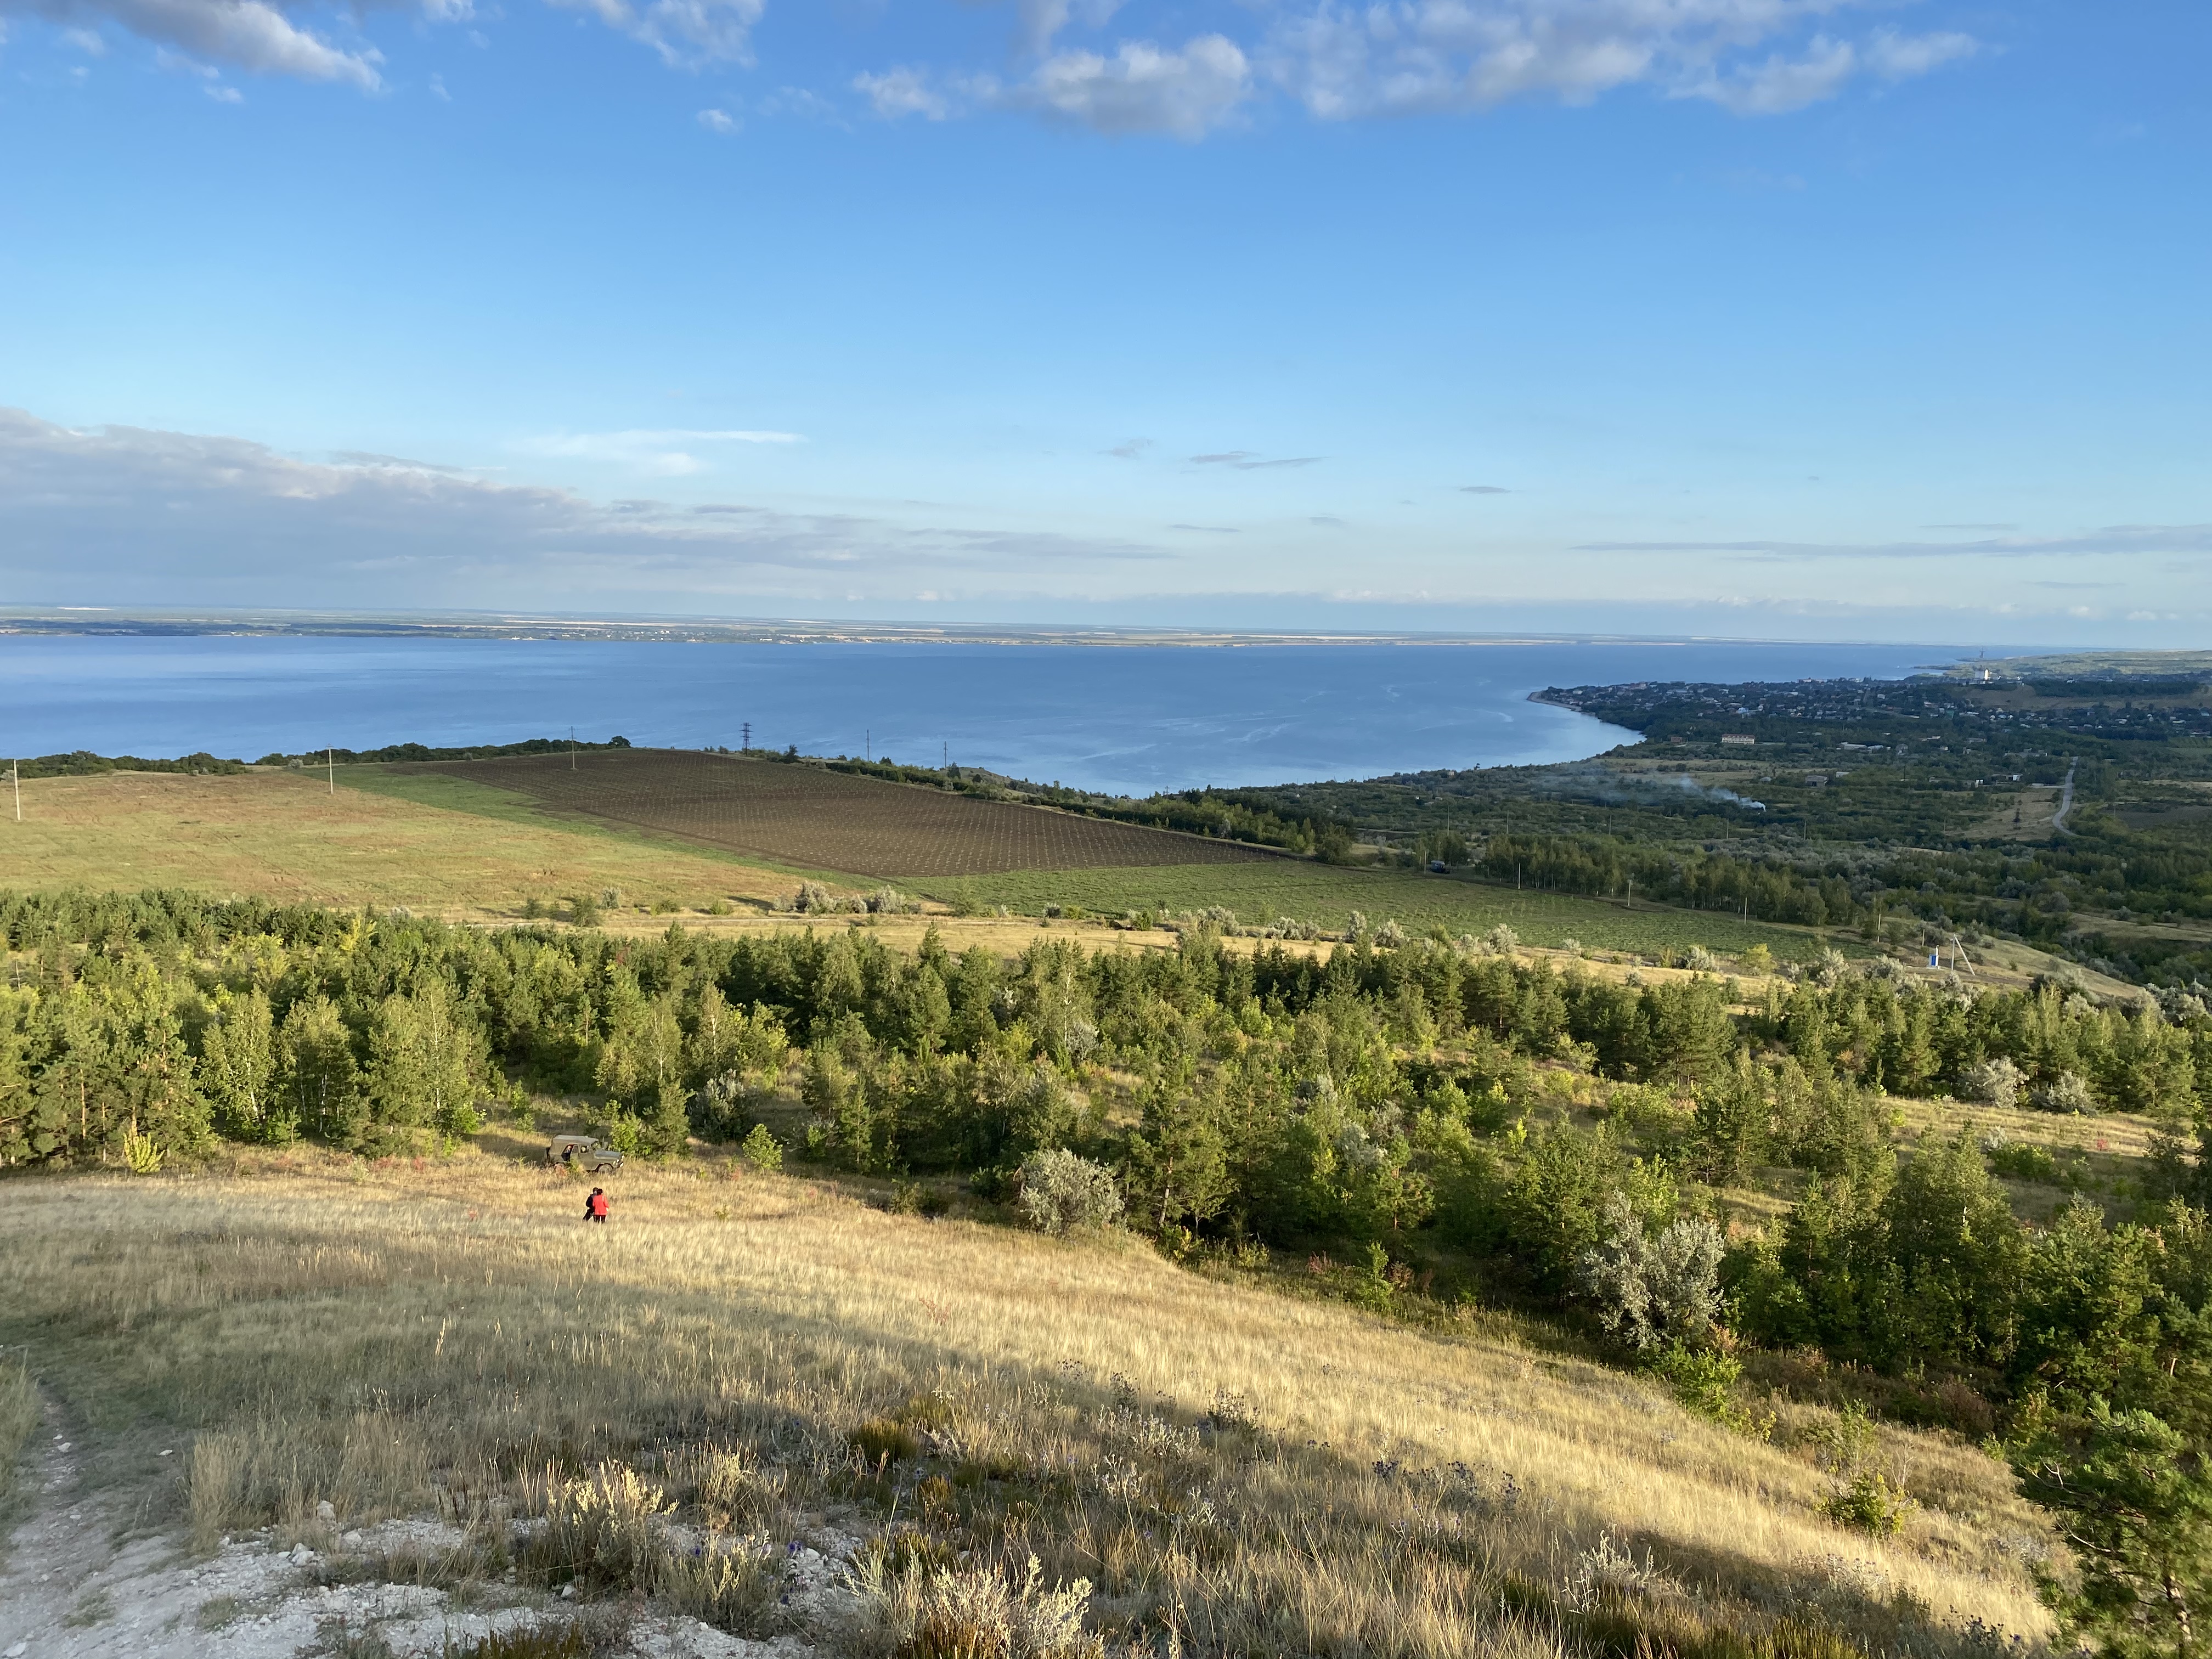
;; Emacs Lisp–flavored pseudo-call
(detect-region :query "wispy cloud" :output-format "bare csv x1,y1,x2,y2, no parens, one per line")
0,408,1164,609
1459,484,1509,494
1105,437,1153,459
854,65,950,120
1170,523,1239,532
1190,450,1322,470
14,0,1981,131
1263,1,1974,122
1576,525,2212,558
1020,34,1249,137
697,106,738,133
30,0,384,86
543,0,763,66
328,450,476,473
857,33,1249,137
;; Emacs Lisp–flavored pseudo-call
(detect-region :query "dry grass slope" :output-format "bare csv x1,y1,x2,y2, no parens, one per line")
381,750,1278,878
1,1157,2051,1659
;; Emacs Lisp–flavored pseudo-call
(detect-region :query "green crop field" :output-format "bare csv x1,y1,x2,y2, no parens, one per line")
915,861,1829,959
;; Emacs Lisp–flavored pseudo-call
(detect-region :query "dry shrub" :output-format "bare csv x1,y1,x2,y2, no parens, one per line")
523,1464,670,1592
851,1418,922,1464
669,1443,787,1532
446,1609,632,1657
657,1543,781,1632
1014,1149,1122,1235
516,1460,776,1632
855,1551,1101,1659
445,1627,588,1659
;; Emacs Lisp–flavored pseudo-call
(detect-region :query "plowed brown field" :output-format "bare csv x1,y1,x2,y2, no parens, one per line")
380,748,1279,877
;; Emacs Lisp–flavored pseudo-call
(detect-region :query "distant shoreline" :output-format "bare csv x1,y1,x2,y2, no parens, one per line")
0,607,1991,657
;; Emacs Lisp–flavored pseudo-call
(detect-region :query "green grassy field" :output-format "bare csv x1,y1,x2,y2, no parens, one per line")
916,861,1829,958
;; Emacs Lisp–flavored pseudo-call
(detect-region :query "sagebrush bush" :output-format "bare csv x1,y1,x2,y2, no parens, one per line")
1014,1148,1122,1236
1579,1193,1724,1353
854,1551,1101,1659
2029,1070,2095,1114
524,1464,670,1592
1959,1057,2023,1109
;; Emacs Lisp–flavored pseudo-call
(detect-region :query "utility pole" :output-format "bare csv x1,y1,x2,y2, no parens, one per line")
866,728,871,763
10,760,19,822
327,747,335,796
742,721,752,751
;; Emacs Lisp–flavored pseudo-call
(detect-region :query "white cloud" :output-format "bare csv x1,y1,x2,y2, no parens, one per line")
697,105,736,132
854,66,951,120
14,0,385,87
1009,0,1124,53
1687,34,1857,115
544,0,761,66
1020,34,1249,137
857,25,1250,137
205,78,241,99
0,408,1162,610
1262,0,1976,121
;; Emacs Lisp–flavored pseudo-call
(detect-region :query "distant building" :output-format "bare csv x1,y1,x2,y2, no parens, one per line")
1720,733,1756,746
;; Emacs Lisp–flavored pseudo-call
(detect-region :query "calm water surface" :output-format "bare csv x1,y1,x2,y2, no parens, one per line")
0,637,1961,797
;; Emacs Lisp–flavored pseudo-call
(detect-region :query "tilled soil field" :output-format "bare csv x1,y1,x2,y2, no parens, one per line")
380,749,1279,877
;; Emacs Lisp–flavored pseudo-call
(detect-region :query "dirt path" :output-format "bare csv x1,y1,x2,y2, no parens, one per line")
2052,758,2078,834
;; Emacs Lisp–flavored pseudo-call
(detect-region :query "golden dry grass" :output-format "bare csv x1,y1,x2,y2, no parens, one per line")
0,770,801,920
0,1154,2052,1657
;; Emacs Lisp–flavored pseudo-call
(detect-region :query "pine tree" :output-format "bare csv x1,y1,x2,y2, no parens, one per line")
2013,1402,2212,1659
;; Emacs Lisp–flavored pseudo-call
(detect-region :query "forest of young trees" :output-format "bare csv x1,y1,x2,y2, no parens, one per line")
4,887,2211,1654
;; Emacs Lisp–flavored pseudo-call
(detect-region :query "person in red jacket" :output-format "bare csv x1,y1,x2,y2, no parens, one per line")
585,1188,609,1224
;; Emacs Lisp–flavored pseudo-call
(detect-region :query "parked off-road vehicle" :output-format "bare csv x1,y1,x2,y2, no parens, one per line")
546,1134,624,1175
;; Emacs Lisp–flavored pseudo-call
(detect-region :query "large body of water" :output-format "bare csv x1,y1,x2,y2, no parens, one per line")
0,636,1963,797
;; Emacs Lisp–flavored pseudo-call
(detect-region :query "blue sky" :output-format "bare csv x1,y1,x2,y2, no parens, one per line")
0,0,2205,643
